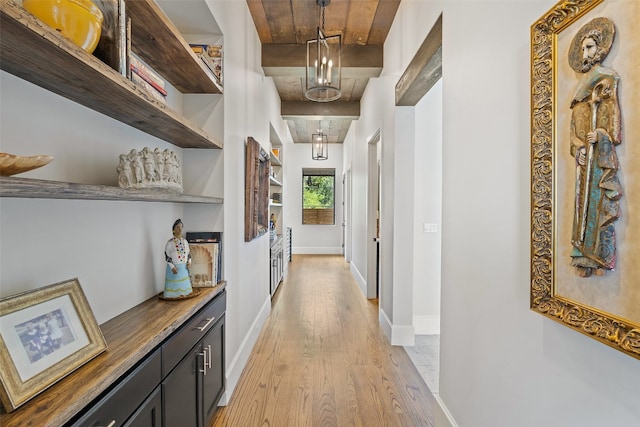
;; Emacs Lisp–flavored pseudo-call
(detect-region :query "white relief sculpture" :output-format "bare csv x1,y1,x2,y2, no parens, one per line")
117,147,182,192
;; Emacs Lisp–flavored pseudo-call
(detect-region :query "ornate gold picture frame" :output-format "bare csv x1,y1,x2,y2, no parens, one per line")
531,0,639,360
0,279,107,411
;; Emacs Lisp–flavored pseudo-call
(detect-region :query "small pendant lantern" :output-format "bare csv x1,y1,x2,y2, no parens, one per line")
312,122,329,160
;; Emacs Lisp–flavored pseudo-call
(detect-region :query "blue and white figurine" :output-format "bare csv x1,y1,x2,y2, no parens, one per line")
163,219,193,298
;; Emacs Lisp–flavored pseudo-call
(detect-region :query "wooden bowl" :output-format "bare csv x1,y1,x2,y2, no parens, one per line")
0,153,54,176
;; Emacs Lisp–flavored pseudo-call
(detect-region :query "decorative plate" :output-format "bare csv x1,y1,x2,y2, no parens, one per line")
0,153,54,176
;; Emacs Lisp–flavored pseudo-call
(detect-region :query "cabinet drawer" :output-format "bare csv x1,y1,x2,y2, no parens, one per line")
70,349,161,427
162,291,226,377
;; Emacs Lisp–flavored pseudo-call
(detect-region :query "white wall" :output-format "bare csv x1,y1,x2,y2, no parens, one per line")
203,0,294,401
346,0,640,426
286,143,344,254
0,70,187,324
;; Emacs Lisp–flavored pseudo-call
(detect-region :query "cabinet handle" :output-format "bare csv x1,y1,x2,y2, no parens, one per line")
196,317,216,331
207,344,212,373
199,347,208,375
100,421,116,427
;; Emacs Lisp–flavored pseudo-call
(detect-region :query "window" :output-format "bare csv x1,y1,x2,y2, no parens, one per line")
302,168,335,225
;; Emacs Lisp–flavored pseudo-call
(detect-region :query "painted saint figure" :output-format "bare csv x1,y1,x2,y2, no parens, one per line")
164,219,193,297
568,18,622,277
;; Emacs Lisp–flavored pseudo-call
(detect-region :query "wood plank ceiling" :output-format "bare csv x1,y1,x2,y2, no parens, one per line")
247,0,400,144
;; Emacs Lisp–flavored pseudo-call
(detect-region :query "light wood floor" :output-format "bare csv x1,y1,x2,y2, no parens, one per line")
210,255,436,427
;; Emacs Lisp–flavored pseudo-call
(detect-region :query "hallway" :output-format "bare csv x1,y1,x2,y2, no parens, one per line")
211,255,436,426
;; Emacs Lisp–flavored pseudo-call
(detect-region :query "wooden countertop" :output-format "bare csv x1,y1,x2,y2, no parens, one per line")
0,283,226,427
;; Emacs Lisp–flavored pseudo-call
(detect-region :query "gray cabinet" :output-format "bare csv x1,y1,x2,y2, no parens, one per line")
270,236,284,295
200,319,225,425
162,291,226,427
70,351,162,427
124,386,162,427
69,290,226,427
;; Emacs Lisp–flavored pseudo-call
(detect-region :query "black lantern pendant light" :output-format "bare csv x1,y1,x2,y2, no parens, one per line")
312,122,329,160
305,0,342,102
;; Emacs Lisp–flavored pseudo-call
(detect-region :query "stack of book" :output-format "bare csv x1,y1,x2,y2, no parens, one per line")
129,53,167,103
190,44,223,86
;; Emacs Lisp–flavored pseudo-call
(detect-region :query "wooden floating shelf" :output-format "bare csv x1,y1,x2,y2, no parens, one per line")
126,0,222,94
0,177,223,204
0,1,222,149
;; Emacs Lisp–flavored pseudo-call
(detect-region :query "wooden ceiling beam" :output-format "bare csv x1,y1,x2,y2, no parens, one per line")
395,14,442,106
262,44,383,67
281,101,360,120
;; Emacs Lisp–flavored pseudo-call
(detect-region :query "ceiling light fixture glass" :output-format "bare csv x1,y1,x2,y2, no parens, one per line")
305,0,341,102
312,122,329,160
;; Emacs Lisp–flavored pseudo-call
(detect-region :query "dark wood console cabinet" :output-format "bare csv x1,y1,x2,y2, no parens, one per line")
0,286,226,427
70,289,226,427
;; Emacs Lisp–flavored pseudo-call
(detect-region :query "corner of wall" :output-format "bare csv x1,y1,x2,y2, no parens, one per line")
219,294,272,405
350,261,367,297
434,395,459,427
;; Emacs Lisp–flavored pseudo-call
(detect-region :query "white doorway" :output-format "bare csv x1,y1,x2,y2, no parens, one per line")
366,131,381,299
343,168,352,263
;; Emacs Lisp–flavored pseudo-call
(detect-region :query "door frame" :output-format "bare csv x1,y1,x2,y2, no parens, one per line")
366,131,381,299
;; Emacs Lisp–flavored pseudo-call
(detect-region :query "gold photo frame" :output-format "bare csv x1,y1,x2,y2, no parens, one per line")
0,279,107,411
531,0,640,360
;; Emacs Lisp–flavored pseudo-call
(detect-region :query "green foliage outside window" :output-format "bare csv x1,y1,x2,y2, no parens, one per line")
303,175,334,209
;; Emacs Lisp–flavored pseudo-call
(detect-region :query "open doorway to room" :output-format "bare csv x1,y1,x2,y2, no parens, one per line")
367,131,381,299
342,168,352,262
403,78,443,395
395,14,442,396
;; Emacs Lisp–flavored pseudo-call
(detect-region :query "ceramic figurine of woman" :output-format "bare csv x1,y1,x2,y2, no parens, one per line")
163,219,193,298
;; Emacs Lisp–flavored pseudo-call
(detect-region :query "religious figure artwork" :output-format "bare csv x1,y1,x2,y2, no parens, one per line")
117,147,183,192
163,219,193,298
531,0,640,361
567,18,622,278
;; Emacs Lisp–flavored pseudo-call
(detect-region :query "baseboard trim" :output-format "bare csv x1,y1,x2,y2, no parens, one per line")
379,308,415,346
292,247,343,254
391,323,415,346
413,315,440,335
434,394,459,427
350,262,367,297
218,294,271,405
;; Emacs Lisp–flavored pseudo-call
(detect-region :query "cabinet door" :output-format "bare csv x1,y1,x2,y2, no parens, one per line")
123,386,162,427
162,348,199,427
200,316,225,426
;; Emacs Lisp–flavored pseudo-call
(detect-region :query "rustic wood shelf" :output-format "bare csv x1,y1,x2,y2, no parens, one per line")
0,284,226,427
0,1,222,149
127,0,223,94
0,177,223,204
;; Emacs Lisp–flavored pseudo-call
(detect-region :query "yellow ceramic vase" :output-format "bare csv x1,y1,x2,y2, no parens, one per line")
23,0,103,53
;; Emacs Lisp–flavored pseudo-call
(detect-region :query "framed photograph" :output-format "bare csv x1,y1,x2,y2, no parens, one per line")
0,279,107,411
531,0,640,359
